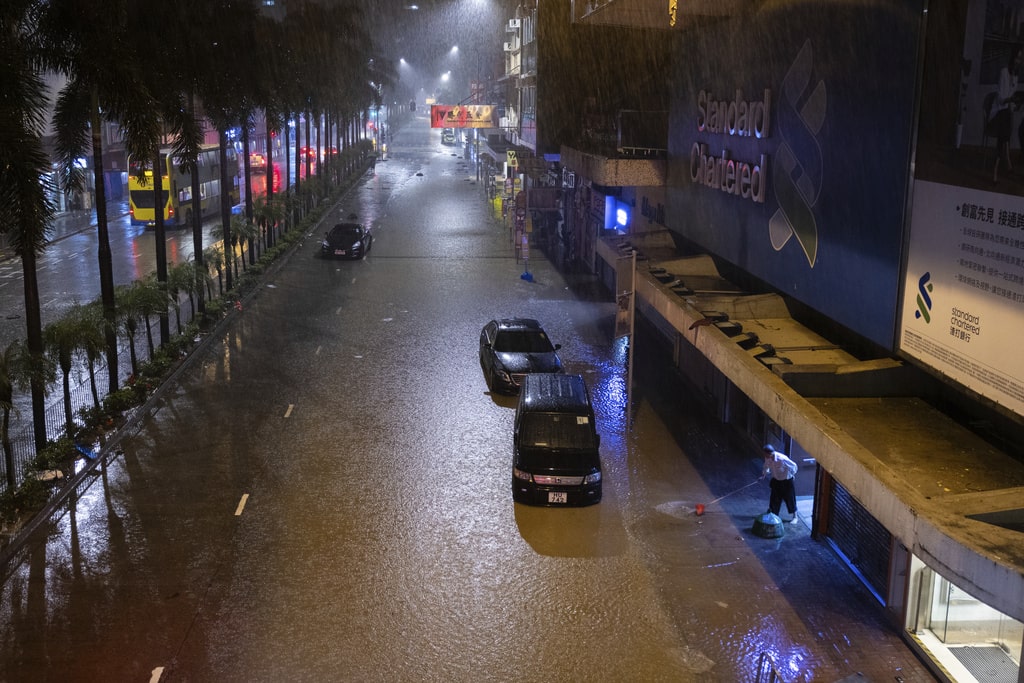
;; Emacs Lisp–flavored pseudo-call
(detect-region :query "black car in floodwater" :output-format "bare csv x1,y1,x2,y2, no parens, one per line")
512,373,602,506
321,222,372,259
479,318,563,394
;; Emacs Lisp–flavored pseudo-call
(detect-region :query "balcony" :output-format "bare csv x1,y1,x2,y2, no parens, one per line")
561,109,667,187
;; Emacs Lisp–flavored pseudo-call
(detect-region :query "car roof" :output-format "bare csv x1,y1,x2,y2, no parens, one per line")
495,318,544,332
519,374,591,413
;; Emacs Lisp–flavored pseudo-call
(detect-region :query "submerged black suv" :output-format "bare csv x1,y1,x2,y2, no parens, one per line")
512,373,602,506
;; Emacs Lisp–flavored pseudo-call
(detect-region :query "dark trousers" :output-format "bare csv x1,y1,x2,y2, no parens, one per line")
768,478,796,516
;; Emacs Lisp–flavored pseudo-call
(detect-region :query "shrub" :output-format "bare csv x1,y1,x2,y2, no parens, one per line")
103,386,139,414
0,477,50,525
30,437,76,473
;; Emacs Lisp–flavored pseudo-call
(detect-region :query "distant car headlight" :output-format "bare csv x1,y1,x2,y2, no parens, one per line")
513,467,532,482
321,240,330,249
585,472,602,484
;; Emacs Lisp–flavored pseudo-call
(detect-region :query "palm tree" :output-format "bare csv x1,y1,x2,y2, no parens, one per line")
1,0,58,452
41,0,164,395
203,245,225,300
159,1,254,316
44,307,92,438
228,216,258,277
253,194,285,250
114,282,146,381
78,301,107,411
135,276,168,359
168,260,201,333
252,12,288,249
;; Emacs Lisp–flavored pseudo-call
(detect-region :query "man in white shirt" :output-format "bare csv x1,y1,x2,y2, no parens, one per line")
762,444,799,523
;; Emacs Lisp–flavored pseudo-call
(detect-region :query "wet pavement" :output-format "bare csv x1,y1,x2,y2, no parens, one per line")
0,116,936,682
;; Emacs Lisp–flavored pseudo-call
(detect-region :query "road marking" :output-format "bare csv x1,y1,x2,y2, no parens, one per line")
150,666,164,682
336,306,343,315
315,345,322,355
284,404,294,418
235,494,249,516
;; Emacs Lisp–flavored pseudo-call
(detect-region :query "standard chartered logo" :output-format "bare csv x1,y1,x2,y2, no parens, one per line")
915,272,933,323
769,39,824,267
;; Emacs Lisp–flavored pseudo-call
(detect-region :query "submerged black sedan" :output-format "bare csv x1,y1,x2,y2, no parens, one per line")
479,318,563,394
321,222,372,259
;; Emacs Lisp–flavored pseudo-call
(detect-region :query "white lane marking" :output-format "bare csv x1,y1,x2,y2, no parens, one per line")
284,404,294,418
315,345,322,355
336,306,343,315
235,494,249,516
150,667,164,682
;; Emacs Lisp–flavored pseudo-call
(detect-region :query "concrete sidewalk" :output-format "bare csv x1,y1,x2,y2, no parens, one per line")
0,198,129,262
626,316,939,682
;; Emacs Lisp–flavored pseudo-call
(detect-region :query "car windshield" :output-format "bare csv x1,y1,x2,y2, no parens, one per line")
519,413,597,450
332,226,362,237
493,330,554,353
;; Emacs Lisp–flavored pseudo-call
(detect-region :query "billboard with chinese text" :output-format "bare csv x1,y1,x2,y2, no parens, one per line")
430,105,498,129
901,0,1024,418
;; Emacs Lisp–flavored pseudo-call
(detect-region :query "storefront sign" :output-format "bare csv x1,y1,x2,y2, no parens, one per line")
690,88,771,204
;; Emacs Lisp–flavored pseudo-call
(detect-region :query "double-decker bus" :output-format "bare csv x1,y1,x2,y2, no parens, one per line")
128,143,240,228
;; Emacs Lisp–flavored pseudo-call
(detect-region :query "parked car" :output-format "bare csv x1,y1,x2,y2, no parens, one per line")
442,128,456,145
479,318,563,393
512,373,602,506
321,222,372,259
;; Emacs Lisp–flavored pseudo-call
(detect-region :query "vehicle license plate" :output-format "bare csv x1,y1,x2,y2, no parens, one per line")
334,249,346,256
548,492,568,504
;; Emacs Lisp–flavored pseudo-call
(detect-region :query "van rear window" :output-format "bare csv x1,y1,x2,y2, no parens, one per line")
520,413,597,449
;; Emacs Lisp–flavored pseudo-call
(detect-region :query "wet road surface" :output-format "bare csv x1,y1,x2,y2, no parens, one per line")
0,116,935,682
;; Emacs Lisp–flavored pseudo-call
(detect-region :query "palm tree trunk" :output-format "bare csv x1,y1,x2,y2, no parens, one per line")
62,369,74,438
144,314,155,357
87,360,100,409
152,147,170,346
242,125,255,263
265,113,276,249
293,111,300,218
188,91,206,316
2,409,14,489
90,88,120,394
305,113,312,211
219,129,234,292
127,329,139,378
21,248,48,451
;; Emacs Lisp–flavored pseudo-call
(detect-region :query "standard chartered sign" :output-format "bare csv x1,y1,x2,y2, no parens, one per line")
690,88,771,204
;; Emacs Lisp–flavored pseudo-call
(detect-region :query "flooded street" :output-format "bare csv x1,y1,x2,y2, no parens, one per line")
0,116,933,682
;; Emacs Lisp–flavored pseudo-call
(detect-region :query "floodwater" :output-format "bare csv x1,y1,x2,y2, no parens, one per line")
0,115,935,682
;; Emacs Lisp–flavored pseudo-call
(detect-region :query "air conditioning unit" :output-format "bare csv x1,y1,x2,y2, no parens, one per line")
506,19,520,31
503,42,514,52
